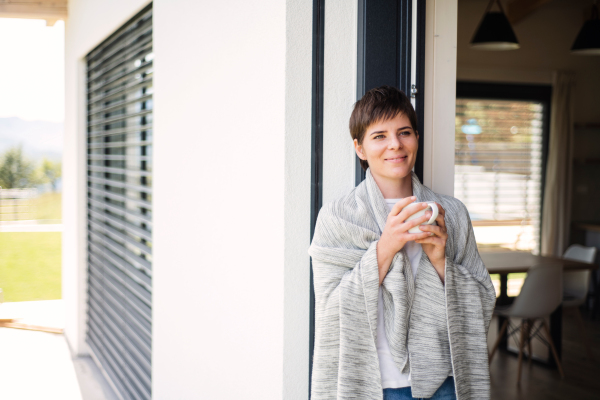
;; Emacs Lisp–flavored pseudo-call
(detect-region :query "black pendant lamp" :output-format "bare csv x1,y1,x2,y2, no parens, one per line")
470,0,520,50
571,2,600,55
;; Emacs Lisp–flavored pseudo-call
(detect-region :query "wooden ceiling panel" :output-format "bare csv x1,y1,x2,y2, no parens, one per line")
507,0,552,24
0,0,68,23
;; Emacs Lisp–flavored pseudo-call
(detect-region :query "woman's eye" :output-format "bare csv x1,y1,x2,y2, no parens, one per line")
374,134,385,139
400,131,411,136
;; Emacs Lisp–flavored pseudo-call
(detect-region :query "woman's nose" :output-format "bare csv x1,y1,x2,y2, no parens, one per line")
388,135,403,149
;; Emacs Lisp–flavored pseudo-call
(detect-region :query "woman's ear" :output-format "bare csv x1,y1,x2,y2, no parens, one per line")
354,138,366,160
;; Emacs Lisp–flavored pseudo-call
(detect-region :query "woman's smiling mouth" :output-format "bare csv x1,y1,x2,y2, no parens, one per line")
385,156,407,163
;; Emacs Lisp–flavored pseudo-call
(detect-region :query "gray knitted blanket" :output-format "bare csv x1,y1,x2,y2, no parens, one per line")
308,170,496,399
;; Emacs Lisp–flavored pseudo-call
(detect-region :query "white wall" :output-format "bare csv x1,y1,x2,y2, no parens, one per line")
152,0,310,399
283,1,313,397
422,0,458,196
457,0,600,125
322,0,358,205
63,0,151,357
65,0,312,398
151,1,283,395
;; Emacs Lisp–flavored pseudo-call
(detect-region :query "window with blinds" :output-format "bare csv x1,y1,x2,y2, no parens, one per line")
454,98,545,253
86,5,153,400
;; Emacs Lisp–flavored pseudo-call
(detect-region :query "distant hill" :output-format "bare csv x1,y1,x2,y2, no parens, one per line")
0,117,63,161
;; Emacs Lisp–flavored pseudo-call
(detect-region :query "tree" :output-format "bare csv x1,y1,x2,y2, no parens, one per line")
38,158,62,191
0,146,36,189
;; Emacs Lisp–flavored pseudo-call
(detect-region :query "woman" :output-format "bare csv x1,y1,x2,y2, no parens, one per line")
309,86,496,400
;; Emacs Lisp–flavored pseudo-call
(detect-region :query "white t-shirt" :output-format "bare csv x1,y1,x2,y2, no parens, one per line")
377,198,423,389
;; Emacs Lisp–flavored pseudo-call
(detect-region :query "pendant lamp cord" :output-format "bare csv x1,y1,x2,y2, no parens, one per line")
484,0,508,16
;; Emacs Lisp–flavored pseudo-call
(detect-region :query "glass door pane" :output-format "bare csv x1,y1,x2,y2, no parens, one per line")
455,99,544,254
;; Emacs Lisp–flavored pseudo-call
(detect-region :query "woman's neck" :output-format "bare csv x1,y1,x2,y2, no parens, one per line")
372,172,414,199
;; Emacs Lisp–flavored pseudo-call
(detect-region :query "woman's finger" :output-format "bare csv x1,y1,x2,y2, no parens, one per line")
401,212,432,232
435,216,446,231
434,203,447,229
406,231,431,241
389,196,417,217
415,237,433,244
398,202,429,222
415,237,444,246
418,224,446,237
435,202,446,217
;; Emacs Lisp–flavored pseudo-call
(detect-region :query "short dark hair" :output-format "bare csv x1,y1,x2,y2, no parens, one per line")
349,86,418,171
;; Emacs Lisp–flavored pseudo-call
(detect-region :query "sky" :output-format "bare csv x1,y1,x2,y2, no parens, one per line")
0,18,64,123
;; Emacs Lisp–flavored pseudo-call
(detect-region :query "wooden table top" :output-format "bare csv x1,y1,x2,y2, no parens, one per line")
481,251,597,274
573,223,600,233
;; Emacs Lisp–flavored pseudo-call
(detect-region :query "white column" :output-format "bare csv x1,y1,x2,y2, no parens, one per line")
322,0,359,205
152,0,312,398
422,0,458,196
283,0,313,398
62,54,88,357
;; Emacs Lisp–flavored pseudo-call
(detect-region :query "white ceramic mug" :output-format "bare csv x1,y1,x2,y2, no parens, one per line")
403,201,439,233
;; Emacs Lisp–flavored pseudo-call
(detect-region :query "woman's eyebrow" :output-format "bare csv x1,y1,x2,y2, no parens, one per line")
369,126,413,136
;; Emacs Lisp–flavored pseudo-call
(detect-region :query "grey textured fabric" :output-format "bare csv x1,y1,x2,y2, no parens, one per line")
309,169,496,400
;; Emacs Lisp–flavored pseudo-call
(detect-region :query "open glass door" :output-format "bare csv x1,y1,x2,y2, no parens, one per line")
309,1,427,396
355,0,426,184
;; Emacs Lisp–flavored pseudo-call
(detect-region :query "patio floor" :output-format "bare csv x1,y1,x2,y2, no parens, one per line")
1,300,598,399
0,300,117,400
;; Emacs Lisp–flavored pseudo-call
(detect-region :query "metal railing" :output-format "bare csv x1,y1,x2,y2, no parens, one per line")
0,188,38,222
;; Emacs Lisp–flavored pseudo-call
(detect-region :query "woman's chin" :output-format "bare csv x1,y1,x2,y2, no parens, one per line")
373,165,412,180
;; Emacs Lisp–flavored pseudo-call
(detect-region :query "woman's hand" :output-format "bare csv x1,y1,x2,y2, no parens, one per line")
377,197,433,285
415,202,448,283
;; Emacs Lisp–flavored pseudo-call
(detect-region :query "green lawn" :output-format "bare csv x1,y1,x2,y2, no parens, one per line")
0,232,61,302
33,192,62,221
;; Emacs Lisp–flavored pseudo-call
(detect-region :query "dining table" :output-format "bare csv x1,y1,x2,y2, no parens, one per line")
481,251,597,367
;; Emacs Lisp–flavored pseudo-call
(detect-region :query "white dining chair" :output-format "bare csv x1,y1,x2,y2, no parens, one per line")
562,244,597,361
489,264,564,384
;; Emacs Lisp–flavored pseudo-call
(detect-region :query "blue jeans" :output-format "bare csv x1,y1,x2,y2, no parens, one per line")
383,377,456,400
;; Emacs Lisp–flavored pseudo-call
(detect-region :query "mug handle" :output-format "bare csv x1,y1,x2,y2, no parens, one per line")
427,203,439,224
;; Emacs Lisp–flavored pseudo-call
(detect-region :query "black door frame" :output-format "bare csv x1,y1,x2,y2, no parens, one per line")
309,1,426,396
355,0,427,184
309,0,325,396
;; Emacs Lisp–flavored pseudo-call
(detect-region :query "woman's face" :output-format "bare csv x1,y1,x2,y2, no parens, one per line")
354,112,419,185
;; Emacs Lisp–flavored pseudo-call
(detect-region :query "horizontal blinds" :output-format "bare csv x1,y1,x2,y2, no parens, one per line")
455,99,544,252
86,5,153,400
